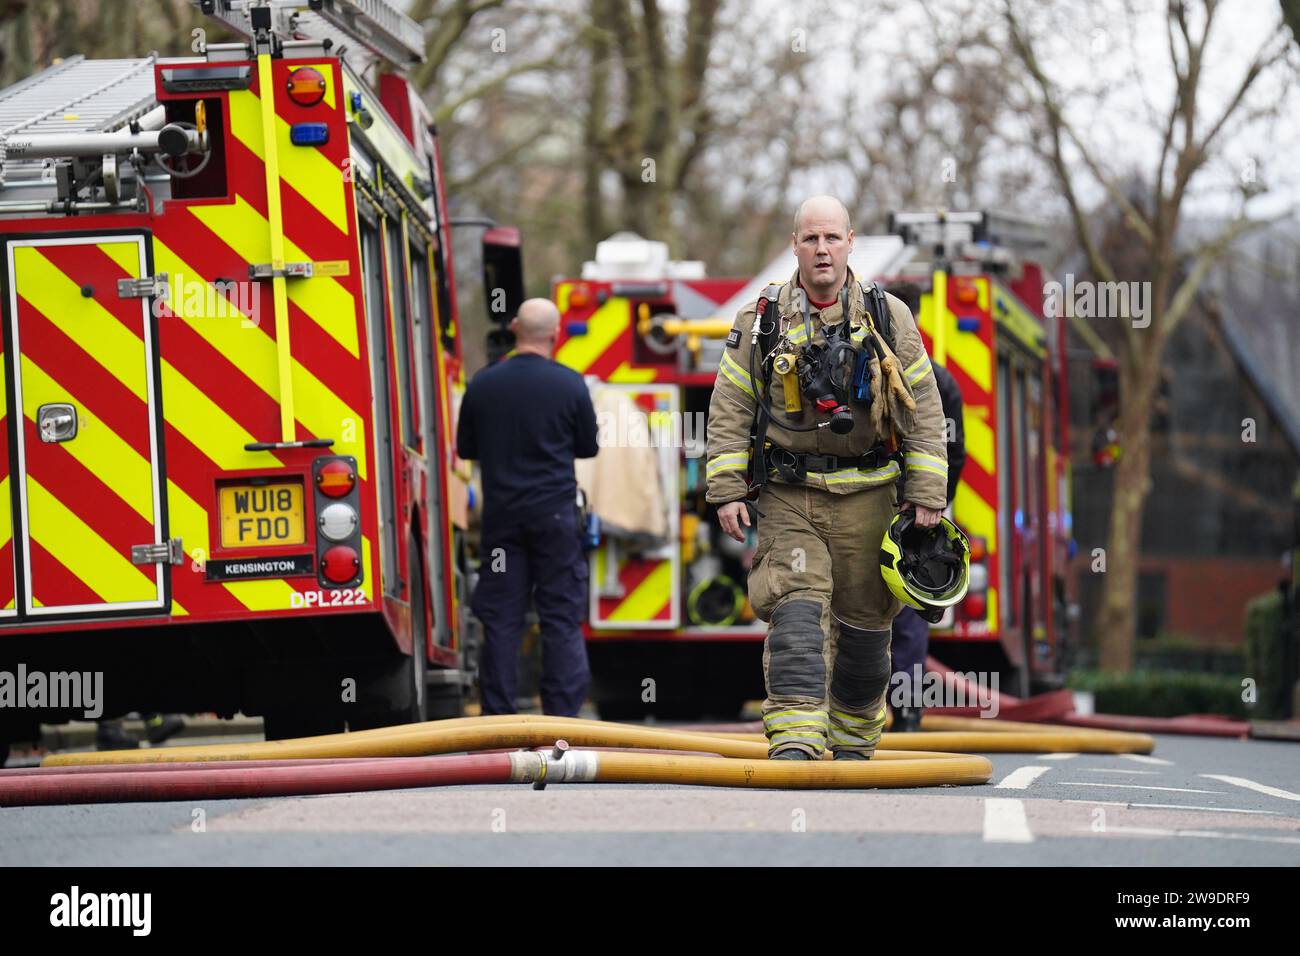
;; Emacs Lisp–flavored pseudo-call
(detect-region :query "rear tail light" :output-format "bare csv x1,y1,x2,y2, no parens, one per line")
313,456,362,588
321,545,360,584
962,593,987,620
968,536,987,563
316,459,355,498
286,66,326,107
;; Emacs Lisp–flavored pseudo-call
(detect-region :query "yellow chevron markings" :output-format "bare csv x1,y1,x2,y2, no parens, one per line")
26,478,160,605
19,356,155,524
228,87,347,233
953,481,996,556
190,197,359,359
98,240,141,278
556,298,629,373
152,239,368,480
13,247,280,472
607,561,673,622
964,408,994,476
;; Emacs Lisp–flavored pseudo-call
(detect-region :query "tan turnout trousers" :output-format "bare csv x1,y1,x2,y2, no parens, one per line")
747,480,901,758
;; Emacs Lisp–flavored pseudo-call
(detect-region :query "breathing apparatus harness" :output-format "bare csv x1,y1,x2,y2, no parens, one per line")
745,279,897,495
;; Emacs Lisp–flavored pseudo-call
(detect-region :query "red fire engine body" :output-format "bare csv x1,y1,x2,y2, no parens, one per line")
0,1,516,751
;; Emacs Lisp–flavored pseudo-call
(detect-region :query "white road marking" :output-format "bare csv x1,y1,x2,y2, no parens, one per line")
995,766,1051,790
984,798,1034,843
1121,754,1173,766
1200,775,1300,803
1080,826,1300,847
1180,830,1300,846
1128,803,1278,815
1082,768,1158,775
1062,799,1128,807
1035,753,1078,760
1059,782,1224,794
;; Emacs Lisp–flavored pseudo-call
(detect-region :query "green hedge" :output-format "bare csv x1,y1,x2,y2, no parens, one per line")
1066,669,1250,719
1245,590,1290,720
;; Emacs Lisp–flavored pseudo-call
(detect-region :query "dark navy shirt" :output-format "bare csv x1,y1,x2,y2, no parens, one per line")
456,352,599,529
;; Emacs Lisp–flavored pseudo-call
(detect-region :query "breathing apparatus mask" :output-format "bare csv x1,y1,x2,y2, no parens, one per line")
768,288,875,435
780,323,863,434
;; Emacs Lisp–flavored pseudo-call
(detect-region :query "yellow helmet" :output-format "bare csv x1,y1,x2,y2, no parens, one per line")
880,511,970,623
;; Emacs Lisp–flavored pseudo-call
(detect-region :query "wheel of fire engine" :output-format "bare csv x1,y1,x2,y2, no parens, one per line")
425,676,464,720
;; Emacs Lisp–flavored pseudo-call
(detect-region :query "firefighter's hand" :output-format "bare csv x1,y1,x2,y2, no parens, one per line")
902,501,942,528
717,501,751,542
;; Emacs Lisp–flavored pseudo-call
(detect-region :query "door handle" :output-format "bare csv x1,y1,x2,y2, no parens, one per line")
37,403,77,443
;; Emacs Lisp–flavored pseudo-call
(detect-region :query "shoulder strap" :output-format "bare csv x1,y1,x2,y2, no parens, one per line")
861,281,895,353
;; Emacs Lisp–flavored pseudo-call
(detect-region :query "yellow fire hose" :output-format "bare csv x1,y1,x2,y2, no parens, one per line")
43,713,1153,778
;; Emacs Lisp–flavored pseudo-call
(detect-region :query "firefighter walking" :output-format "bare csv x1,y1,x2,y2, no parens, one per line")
705,196,949,760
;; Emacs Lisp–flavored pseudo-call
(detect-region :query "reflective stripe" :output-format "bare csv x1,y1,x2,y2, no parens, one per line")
821,461,901,486
905,353,932,386
719,350,754,399
905,451,948,479
765,712,829,731
769,730,828,746
828,707,887,746
707,451,749,477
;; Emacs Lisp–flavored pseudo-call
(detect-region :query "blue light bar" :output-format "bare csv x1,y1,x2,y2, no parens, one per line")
957,317,981,333
565,321,588,337
290,122,329,146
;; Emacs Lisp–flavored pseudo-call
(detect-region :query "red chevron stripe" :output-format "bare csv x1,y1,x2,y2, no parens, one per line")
28,537,104,607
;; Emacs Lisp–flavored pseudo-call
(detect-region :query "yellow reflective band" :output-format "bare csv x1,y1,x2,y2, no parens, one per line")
905,354,932,385
707,452,748,477
766,715,830,728
766,708,829,721
719,351,754,399
905,452,948,478
822,461,901,486
769,734,827,748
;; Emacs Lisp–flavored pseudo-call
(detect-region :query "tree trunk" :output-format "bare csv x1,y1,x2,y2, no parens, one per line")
1095,347,1162,671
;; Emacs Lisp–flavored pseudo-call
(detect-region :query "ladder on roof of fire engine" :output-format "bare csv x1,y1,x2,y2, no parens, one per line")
196,0,425,71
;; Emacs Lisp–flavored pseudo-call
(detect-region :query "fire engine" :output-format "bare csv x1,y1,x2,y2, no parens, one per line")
0,0,520,756
551,213,1071,717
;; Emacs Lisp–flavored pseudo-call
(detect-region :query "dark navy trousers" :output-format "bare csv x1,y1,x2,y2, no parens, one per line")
471,508,591,716
890,607,930,708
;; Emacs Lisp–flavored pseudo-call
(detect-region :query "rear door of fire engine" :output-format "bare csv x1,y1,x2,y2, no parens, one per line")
3,233,168,617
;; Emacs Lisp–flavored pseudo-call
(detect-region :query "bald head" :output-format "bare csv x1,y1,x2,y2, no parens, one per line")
511,297,561,357
793,195,851,235
791,195,854,301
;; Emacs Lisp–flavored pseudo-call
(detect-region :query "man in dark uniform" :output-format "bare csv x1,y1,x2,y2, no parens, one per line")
456,298,599,716
884,282,966,732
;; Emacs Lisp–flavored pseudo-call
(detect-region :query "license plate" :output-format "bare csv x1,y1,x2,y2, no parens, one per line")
219,481,306,548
